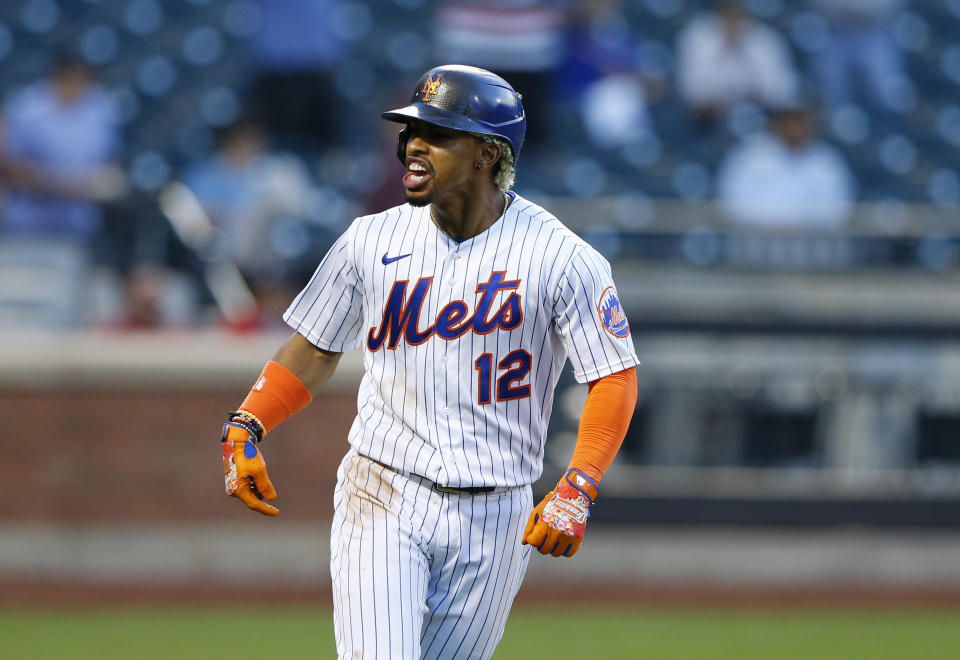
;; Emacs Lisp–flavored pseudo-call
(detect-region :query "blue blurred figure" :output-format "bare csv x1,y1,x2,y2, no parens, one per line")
249,0,348,150
557,0,659,150
810,0,908,119
0,53,124,244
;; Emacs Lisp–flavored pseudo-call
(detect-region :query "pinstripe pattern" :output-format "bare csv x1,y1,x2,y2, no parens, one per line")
283,194,640,487
332,450,532,659
285,194,639,659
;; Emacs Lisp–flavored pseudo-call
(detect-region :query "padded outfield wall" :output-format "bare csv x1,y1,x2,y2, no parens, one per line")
4,330,960,606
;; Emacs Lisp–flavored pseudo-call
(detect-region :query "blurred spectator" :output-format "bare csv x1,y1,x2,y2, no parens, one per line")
0,53,125,245
433,0,567,150
809,0,908,118
717,103,856,228
116,263,166,329
182,119,320,320
580,74,652,149
557,0,658,149
676,0,799,130
249,0,347,150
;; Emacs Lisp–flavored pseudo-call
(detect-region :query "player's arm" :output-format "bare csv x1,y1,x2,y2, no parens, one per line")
522,366,638,557
271,331,343,395
221,332,342,516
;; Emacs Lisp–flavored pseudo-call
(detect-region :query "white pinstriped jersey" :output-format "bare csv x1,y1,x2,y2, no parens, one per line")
283,192,640,488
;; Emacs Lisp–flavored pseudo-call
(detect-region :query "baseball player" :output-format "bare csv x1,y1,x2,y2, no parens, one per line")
220,64,639,659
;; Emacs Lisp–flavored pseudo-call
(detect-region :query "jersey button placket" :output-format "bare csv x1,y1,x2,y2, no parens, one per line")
438,256,454,441
439,249,458,479
441,255,455,365
446,258,457,289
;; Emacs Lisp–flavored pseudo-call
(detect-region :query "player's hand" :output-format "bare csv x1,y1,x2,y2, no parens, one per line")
522,468,598,557
221,422,279,516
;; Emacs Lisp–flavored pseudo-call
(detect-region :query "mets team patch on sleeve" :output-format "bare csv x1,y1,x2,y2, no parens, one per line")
597,286,630,337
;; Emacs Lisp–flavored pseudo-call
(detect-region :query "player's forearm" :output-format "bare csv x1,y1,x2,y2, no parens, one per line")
271,331,343,396
524,368,637,557
567,367,638,482
230,333,341,438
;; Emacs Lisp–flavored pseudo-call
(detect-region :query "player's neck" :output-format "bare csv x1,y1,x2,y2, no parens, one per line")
430,188,509,241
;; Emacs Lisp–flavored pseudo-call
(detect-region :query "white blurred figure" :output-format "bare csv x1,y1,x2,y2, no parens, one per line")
581,73,652,149
182,119,318,322
676,0,799,128
717,103,856,229
809,0,908,116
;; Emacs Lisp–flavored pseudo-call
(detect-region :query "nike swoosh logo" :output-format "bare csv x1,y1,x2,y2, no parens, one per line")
382,252,412,265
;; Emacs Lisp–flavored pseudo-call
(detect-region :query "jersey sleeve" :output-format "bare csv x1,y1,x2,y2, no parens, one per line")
282,222,364,352
552,246,640,383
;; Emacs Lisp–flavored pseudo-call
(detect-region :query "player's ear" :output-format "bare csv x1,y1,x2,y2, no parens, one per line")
475,140,501,170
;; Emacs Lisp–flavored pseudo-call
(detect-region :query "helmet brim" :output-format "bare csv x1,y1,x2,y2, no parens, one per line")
382,103,490,137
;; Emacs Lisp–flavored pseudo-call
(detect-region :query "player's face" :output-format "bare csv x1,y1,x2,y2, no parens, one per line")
401,122,483,207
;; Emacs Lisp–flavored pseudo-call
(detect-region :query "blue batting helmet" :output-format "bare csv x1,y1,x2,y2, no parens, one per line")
382,64,526,164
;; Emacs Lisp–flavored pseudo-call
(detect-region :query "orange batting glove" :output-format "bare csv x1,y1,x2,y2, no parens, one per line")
221,422,278,516
522,468,598,557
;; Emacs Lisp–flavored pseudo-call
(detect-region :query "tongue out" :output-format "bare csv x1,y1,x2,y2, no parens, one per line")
403,170,430,190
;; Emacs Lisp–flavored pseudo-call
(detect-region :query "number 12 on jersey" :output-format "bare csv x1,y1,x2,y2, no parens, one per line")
474,350,532,404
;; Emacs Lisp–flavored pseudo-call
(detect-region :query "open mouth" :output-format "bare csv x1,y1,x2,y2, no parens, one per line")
403,159,432,191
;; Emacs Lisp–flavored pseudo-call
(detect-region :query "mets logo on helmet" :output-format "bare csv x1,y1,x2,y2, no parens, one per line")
597,286,630,338
420,73,444,101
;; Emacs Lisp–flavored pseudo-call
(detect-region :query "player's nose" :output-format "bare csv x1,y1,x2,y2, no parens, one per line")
406,133,428,156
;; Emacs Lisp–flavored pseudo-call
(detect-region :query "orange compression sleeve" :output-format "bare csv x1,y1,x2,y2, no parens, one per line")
567,367,638,483
238,360,313,434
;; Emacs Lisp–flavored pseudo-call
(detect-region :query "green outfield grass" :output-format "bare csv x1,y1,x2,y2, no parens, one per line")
1,607,959,659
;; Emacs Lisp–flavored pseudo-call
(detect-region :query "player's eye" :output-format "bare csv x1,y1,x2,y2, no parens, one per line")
411,124,457,143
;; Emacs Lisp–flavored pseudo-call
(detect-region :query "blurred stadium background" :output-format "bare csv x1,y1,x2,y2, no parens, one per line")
3,0,960,656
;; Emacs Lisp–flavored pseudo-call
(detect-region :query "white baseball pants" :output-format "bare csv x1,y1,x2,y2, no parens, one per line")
331,450,532,659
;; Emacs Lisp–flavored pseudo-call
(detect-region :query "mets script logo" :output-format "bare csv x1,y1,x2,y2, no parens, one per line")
420,73,444,101
597,286,630,338
368,272,522,351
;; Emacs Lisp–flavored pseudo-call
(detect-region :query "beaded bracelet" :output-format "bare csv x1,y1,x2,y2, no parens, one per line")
229,418,262,442
222,420,261,444
228,410,265,443
233,408,266,434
